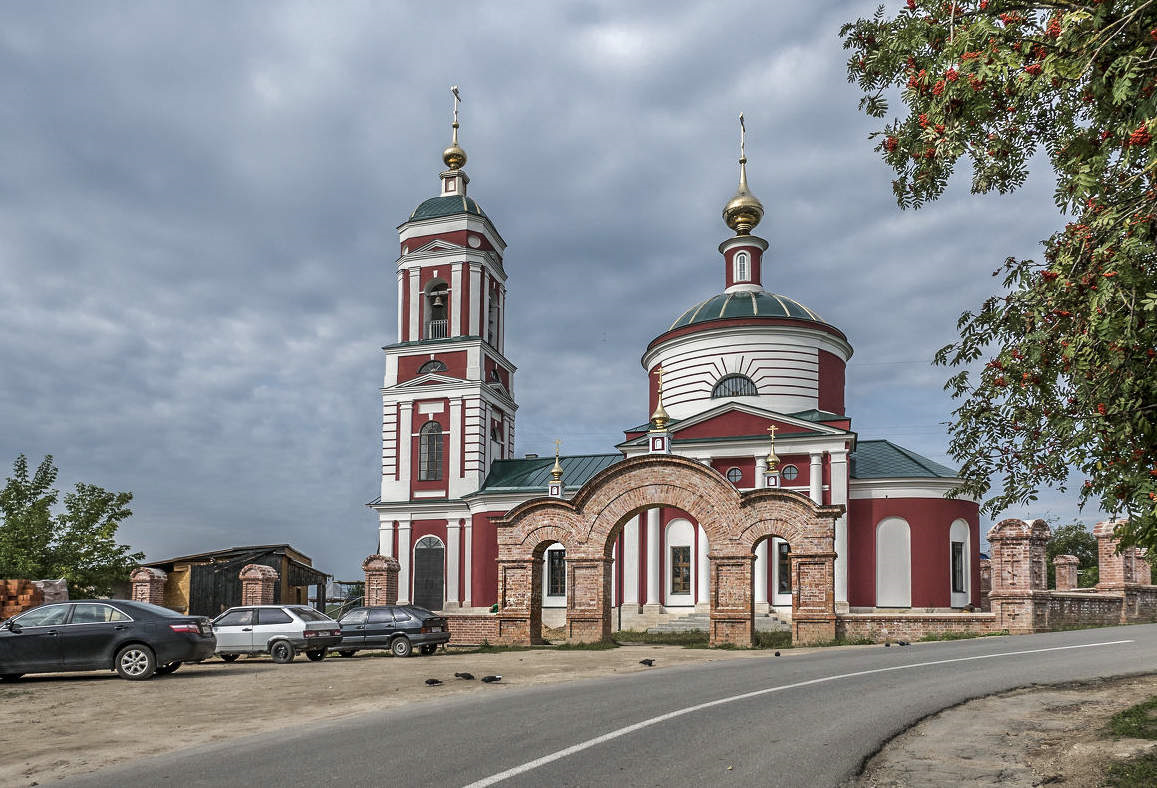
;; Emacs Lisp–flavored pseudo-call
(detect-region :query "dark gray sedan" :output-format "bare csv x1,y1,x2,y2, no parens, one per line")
333,605,450,658
0,600,216,681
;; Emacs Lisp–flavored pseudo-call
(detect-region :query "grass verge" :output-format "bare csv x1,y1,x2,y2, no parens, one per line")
1106,751,1157,787
917,629,1010,642
1108,696,1157,739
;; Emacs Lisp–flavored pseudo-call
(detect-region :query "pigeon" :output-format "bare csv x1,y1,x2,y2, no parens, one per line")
884,642,891,647
639,659,655,667
454,672,475,680
774,651,781,657
897,640,910,647
481,675,502,683
425,678,443,686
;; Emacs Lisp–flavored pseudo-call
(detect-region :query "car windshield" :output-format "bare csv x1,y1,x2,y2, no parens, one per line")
291,607,333,622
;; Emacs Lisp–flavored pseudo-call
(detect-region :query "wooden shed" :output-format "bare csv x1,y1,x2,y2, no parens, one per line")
143,544,330,617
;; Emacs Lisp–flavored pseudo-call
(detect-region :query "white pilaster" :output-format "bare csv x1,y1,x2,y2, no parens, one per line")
645,508,660,608
468,264,481,336
830,450,849,606
450,263,462,337
449,397,463,488
481,273,490,345
397,521,412,604
611,542,617,604
622,516,639,605
445,519,461,608
754,539,768,605
462,519,473,607
398,402,413,488
696,524,709,606
396,270,405,342
408,270,420,342
378,514,395,558
809,452,823,504
497,287,505,353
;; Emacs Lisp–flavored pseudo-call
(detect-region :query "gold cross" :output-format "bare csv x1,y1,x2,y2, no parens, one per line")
767,424,778,439
553,438,561,457
656,365,664,395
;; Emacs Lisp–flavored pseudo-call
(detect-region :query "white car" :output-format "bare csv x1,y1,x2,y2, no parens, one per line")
211,605,342,664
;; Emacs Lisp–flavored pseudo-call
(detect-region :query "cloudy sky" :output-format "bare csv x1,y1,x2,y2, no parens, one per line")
1,2,1087,579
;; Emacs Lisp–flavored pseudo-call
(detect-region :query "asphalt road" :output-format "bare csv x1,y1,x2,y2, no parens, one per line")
65,624,1157,787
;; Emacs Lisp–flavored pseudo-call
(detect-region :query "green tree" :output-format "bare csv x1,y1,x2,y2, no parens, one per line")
0,455,143,597
1045,521,1099,587
841,2,1157,549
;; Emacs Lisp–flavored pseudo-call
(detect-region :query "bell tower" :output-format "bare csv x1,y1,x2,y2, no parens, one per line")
377,87,518,510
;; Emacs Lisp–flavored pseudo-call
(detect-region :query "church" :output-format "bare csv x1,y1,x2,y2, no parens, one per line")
368,104,981,630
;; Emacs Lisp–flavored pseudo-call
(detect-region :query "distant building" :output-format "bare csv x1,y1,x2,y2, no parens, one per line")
368,111,980,625
143,544,329,616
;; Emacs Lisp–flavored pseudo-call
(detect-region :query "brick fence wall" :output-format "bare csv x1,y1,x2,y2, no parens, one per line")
443,614,500,646
835,613,997,642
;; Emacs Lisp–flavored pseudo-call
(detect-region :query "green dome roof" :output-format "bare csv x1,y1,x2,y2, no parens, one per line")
409,195,487,222
670,290,828,330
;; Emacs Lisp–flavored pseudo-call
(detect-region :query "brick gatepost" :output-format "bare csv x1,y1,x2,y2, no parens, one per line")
130,567,167,606
496,454,841,647
362,554,400,606
987,518,1052,634
978,557,992,612
1054,554,1080,591
239,564,279,605
1094,519,1150,589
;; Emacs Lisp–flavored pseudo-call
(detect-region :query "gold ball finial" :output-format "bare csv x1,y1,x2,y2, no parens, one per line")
550,439,564,482
765,424,780,471
443,86,467,170
723,113,764,235
651,365,670,430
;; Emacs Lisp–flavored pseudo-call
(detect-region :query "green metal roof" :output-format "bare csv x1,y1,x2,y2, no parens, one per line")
409,195,487,222
851,440,959,479
479,454,623,492
670,290,828,330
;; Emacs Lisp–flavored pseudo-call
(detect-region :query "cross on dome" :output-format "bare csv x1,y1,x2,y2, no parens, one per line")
722,112,764,235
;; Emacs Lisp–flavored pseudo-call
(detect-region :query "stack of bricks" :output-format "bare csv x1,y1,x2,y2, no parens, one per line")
1,579,44,620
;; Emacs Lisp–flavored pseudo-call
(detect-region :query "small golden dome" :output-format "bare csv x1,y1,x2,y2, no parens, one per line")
723,157,763,235
443,137,467,170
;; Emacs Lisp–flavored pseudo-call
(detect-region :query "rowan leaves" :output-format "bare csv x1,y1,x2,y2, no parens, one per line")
843,1,1157,548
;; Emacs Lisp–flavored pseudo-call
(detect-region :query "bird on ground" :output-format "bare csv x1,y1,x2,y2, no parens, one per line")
454,672,475,680
425,678,443,686
639,659,655,667
774,651,781,657
897,640,910,646
481,675,502,683
884,642,891,647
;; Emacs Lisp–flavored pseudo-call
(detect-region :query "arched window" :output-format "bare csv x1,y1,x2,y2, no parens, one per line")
949,519,970,605
419,421,443,481
425,284,449,339
712,374,758,398
734,251,749,282
418,360,447,375
876,517,912,607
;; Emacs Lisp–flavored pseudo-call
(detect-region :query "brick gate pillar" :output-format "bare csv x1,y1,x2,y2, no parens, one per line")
708,550,755,647
790,550,837,645
496,559,539,645
1053,554,1079,591
362,554,400,606
239,564,279,605
565,557,612,643
1094,519,1150,589
978,557,992,612
130,567,167,606
987,519,1051,633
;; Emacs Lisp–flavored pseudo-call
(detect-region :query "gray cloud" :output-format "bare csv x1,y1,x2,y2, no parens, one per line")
0,1,1096,579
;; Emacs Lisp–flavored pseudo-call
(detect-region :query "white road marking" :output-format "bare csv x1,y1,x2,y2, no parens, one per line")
463,639,1134,787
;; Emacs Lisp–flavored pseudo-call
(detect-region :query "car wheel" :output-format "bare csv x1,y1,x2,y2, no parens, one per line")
115,644,157,680
419,644,437,656
270,641,296,664
155,661,182,676
305,649,325,662
390,637,412,658
338,649,356,658
220,653,240,663
0,673,24,682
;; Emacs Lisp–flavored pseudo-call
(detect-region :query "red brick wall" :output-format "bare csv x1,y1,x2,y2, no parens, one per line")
443,614,500,645
836,613,997,642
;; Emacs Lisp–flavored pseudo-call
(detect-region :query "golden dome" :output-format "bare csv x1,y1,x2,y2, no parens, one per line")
443,122,467,170
723,157,763,235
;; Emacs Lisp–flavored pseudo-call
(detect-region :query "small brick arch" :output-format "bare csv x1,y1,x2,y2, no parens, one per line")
496,454,842,647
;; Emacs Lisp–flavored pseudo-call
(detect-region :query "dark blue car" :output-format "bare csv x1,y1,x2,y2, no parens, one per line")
334,605,450,658
0,599,216,681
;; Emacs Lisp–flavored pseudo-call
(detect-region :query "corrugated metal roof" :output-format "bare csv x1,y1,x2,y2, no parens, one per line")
851,440,958,479
480,454,623,492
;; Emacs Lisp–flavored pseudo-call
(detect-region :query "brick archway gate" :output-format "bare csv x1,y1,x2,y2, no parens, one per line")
495,454,843,647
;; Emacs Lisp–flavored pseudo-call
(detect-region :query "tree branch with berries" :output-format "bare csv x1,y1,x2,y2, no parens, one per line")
842,1,1157,548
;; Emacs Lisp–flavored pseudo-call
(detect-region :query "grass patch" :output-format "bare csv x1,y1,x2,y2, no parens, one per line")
755,630,793,649
1108,696,1157,740
1106,751,1157,787
550,640,619,650
918,630,1011,642
614,629,709,647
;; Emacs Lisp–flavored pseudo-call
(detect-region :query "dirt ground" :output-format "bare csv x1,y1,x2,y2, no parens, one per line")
858,674,1157,787
3,645,1156,786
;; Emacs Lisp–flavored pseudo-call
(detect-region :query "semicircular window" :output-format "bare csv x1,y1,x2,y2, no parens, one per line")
418,360,447,374
712,374,758,398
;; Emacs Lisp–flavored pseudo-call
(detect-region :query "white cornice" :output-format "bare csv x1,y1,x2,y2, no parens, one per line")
642,322,853,368
849,477,975,501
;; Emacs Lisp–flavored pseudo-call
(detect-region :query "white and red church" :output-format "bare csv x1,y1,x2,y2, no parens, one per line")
368,113,981,627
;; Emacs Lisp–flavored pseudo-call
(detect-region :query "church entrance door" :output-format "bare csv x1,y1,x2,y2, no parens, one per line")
413,536,445,611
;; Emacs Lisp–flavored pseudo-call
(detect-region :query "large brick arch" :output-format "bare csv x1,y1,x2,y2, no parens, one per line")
495,454,842,647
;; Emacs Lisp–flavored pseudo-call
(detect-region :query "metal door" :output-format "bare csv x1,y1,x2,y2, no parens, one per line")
412,536,444,612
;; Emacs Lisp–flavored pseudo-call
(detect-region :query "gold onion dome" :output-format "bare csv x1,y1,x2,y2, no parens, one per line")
443,128,467,170
723,156,763,235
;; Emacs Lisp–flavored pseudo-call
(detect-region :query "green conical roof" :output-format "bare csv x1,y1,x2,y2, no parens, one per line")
409,195,487,222
670,290,827,330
